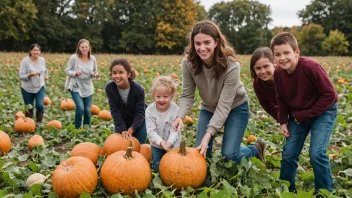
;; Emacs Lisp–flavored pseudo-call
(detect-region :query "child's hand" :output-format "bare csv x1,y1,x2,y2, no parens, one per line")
160,141,170,151
172,117,183,131
122,128,133,139
281,124,290,137
165,142,172,149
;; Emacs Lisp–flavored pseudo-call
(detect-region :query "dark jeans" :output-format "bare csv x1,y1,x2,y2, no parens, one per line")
71,91,92,129
151,145,167,173
21,87,45,113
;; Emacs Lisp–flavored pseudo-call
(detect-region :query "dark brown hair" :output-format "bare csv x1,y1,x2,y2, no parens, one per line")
270,32,298,52
250,47,274,80
29,43,41,57
75,39,91,59
110,59,136,80
185,20,237,79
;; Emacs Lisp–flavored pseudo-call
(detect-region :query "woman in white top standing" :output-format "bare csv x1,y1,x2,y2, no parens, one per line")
19,44,48,123
65,39,99,129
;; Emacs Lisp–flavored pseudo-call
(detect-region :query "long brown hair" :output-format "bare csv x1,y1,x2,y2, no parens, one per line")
185,20,237,79
75,39,91,59
250,47,274,81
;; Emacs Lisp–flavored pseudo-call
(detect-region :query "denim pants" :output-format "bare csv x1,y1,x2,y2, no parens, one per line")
195,101,258,162
21,87,45,113
280,103,338,192
114,120,147,144
151,145,167,173
71,91,92,129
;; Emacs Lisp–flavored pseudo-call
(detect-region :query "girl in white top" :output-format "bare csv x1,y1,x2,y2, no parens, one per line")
19,44,48,123
146,76,181,173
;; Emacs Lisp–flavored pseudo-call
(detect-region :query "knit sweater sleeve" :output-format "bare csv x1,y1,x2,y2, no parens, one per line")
145,105,164,147
253,81,279,122
65,55,77,77
105,82,127,132
19,57,29,80
131,84,146,131
274,69,290,125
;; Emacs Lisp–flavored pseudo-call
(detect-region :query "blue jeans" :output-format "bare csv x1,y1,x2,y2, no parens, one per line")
71,92,92,129
114,120,147,144
195,101,258,162
21,87,45,113
151,146,167,173
280,103,338,192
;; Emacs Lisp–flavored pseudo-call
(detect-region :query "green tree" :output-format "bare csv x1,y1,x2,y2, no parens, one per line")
322,30,349,56
209,0,272,54
0,0,37,41
298,24,326,56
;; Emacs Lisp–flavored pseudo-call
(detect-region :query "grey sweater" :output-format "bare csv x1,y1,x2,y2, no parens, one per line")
65,54,98,97
19,56,48,93
177,57,248,135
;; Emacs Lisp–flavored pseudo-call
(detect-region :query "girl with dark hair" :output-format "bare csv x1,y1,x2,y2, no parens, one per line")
105,59,147,143
173,20,265,163
19,44,48,123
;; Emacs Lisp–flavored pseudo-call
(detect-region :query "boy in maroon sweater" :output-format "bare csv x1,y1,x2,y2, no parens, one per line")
271,32,338,194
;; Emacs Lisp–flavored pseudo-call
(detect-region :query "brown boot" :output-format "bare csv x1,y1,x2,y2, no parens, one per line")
254,140,266,163
25,109,33,118
36,112,44,123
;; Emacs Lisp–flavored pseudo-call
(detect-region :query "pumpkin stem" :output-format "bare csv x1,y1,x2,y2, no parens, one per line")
178,141,187,156
124,140,134,159
64,166,72,171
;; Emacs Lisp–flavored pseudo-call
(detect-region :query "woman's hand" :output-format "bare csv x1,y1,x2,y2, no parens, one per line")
28,72,39,78
94,72,100,79
195,132,212,157
172,117,183,131
76,71,82,76
44,75,48,81
281,124,290,137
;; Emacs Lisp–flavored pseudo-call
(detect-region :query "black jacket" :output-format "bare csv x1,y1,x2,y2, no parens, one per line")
105,79,145,133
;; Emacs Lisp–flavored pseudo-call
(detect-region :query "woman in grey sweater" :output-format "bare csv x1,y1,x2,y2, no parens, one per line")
65,39,99,129
173,21,265,163
19,44,48,123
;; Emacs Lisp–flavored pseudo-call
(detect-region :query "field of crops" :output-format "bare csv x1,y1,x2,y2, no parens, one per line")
0,52,351,197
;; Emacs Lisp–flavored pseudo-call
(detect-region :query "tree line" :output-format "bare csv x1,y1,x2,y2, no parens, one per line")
0,0,351,55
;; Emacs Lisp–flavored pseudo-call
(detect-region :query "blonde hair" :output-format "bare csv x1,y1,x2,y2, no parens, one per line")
150,76,178,99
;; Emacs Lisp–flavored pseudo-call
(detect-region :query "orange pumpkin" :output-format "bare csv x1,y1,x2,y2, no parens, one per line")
100,141,151,195
96,89,102,93
44,96,51,105
102,133,140,155
15,111,25,120
14,117,36,133
90,105,100,116
70,142,100,164
247,135,256,143
60,99,75,110
170,73,179,79
139,144,152,164
0,131,11,156
52,156,98,197
98,110,112,121
183,116,194,125
47,120,62,129
28,135,45,150
159,141,207,190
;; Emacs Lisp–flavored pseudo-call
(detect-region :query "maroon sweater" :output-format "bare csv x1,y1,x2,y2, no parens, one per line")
274,57,338,125
253,78,278,122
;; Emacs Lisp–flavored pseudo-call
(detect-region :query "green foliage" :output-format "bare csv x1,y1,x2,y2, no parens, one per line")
298,24,326,56
322,30,350,56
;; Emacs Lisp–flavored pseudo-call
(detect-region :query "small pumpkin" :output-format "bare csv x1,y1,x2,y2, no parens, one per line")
60,99,75,110
139,144,152,164
52,156,98,197
90,105,100,116
170,73,179,79
0,131,11,156
100,141,151,195
28,135,45,150
44,96,51,105
25,173,47,188
15,111,25,120
247,135,256,143
14,117,36,133
183,116,194,125
159,141,207,190
70,142,100,164
102,133,140,155
98,110,112,121
47,120,62,129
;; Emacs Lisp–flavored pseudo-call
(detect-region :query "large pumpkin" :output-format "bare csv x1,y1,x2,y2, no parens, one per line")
100,141,151,195
139,144,152,164
15,111,25,120
14,117,36,133
60,99,75,110
0,131,11,156
70,142,100,164
98,110,112,121
90,105,100,115
28,135,45,150
159,141,207,190
47,120,62,129
52,156,98,197
102,133,140,155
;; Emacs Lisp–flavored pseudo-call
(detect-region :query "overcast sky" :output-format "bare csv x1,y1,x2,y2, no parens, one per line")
200,0,312,28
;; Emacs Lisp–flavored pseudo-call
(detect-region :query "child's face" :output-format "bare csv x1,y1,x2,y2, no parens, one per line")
153,88,173,113
254,57,275,82
194,33,218,66
273,44,300,73
111,65,130,89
